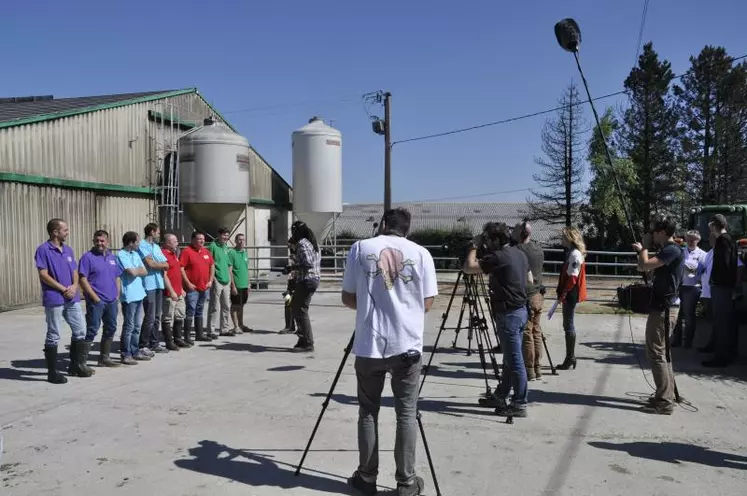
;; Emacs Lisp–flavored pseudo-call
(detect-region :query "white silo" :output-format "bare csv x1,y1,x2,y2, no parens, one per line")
179,118,252,237
292,117,343,240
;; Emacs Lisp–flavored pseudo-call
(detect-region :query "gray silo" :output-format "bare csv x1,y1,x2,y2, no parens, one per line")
179,118,252,237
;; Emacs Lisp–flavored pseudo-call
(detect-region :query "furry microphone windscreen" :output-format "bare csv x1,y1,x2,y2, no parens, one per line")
554,18,582,53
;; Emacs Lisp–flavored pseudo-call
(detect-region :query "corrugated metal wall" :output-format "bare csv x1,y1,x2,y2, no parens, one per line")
96,194,154,246
0,182,155,311
0,182,96,310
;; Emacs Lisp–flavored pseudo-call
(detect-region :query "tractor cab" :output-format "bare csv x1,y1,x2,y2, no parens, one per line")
688,205,747,253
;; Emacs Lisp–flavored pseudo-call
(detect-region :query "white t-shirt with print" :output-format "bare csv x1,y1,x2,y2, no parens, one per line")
342,235,438,359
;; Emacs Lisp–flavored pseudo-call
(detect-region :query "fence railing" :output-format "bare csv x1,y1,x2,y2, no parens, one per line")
237,243,644,304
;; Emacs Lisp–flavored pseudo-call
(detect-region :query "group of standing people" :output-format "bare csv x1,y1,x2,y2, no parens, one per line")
35,218,254,384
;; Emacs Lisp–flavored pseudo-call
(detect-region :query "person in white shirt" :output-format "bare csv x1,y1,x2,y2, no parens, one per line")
341,207,437,496
671,230,707,348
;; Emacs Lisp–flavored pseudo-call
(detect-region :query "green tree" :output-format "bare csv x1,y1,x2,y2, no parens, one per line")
527,81,587,226
673,46,735,205
717,61,747,202
621,42,679,228
583,107,639,248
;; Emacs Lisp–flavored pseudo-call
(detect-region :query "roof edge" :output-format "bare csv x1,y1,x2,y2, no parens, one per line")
0,88,197,129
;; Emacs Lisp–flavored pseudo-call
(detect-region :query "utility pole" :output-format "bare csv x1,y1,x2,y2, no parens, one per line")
384,92,392,212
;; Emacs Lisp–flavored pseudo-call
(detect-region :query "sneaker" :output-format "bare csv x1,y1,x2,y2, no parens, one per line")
233,327,244,335
134,352,151,361
240,325,254,333
526,368,537,381
347,471,377,495
220,329,236,337
121,356,138,365
152,345,169,354
397,476,424,496
639,404,673,415
140,348,155,358
478,394,504,408
495,404,527,418
293,344,314,353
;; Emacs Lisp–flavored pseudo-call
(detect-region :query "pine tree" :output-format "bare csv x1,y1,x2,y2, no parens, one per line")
583,107,638,248
621,42,679,228
527,82,587,226
673,46,734,205
717,61,747,202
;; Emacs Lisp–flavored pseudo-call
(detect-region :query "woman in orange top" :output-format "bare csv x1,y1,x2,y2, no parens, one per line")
555,227,587,370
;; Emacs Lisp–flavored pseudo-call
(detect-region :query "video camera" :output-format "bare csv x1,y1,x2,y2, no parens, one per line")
442,223,501,265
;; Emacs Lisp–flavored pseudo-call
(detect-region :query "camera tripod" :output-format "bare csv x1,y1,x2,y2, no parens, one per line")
295,332,443,496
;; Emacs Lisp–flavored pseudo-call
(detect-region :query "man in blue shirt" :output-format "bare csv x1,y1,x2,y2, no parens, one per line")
34,218,92,383
79,230,122,367
117,231,149,365
138,223,171,354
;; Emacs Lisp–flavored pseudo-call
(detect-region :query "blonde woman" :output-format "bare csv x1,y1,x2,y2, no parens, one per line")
555,227,588,370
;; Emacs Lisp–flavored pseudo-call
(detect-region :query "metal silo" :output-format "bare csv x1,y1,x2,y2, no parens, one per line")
291,117,343,240
179,118,252,237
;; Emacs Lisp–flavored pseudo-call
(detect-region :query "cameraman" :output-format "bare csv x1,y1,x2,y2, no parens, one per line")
463,222,533,418
632,218,684,415
341,208,437,496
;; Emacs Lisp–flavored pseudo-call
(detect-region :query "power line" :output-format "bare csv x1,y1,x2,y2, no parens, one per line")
634,0,651,66
406,187,534,203
393,53,747,146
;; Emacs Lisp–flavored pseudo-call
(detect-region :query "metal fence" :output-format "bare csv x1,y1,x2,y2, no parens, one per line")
240,243,643,304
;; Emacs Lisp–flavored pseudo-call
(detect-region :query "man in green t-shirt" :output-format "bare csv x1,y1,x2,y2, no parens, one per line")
207,228,234,337
228,233,253,333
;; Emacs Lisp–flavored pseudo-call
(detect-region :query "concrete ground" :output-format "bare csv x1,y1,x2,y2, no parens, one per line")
1,291,746,496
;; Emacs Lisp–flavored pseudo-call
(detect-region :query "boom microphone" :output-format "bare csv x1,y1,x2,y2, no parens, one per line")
554,18,581,53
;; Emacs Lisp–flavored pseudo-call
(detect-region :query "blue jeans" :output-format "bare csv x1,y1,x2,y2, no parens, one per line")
495,306,529,408
674,285,700,345
44,302,86,346
84,299,119,341
141,289,164,349
562,288,579,336
120,300,144,358
185,290,209,323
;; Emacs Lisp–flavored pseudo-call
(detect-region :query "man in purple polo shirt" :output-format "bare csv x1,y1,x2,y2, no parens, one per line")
34,218,93,384
79,230,122,367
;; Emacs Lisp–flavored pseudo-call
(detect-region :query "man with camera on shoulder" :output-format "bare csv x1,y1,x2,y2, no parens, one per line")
341,208,438,496
463,222,533,418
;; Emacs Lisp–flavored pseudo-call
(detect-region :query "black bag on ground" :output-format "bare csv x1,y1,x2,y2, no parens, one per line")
617,283,654,314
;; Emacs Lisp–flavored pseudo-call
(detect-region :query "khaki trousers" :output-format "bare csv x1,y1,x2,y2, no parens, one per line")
522,293,544,369
645,306,679,406
162,294,186,325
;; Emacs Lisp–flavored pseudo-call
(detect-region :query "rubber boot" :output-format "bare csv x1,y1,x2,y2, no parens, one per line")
98,338,120,367
195,318,212,342
80,340,96,376
162,321,179,351
173,320,188,348
68,340,94,377
557,334,577,370
44,345,68,384
183,319,195,347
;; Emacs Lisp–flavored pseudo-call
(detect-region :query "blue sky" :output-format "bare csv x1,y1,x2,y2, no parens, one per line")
2,0,746,204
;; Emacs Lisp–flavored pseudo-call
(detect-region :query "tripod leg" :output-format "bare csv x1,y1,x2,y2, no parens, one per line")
422,272,463,396
416,411,443,496
541,333,558,375
295,332,355,476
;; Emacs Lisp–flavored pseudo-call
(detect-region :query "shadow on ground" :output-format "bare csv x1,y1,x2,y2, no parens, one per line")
173,440,355,494
589,441,747,470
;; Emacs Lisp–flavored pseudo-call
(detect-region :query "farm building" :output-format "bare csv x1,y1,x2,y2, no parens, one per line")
332,202,565,244
0,88,292,311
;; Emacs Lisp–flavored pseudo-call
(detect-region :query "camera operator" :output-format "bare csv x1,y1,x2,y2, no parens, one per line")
632,218,684,415
512,221,545,381
464,222,533,418
341,208,437,496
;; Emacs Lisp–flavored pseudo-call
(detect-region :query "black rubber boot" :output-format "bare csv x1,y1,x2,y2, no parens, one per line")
557,334,577,370
162,321,180,351
98,338,120,367
173,320,188,348
80,341,96,376
68,340,94,377
44,345,68,384
183,319,195,347
195,318,212,342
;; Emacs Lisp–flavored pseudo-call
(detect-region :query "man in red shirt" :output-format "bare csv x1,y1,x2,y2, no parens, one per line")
180,231,215,342
161,233,190,349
